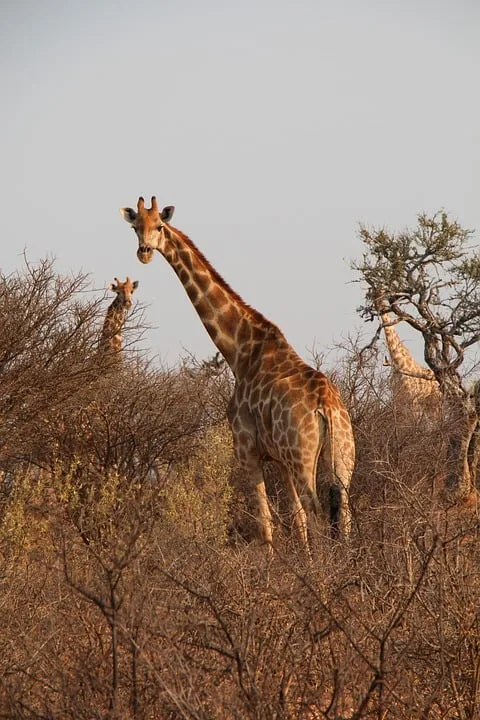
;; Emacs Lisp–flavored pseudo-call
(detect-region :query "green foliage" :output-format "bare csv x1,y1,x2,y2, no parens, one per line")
162,423,234,548
358,211,474,304
0,466,52,554
354,210,480,376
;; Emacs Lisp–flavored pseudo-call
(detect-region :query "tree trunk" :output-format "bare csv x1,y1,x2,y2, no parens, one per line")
444,393,478,498
467,420,480,489
467,382,480,492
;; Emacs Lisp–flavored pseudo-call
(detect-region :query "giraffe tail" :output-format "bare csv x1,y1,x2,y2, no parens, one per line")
316,405,343,533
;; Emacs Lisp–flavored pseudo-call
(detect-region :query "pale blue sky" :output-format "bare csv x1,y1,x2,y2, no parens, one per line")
1,0,479,366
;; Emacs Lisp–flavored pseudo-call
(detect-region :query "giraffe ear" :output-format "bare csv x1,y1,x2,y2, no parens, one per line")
132,280,139,290
108,282,117,291
161,206,175,222
120,207,137,224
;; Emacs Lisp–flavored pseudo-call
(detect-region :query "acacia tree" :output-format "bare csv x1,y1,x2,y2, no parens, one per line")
353,210,480,498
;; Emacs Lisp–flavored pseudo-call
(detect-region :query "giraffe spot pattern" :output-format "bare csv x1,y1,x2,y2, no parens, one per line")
122,196,355,552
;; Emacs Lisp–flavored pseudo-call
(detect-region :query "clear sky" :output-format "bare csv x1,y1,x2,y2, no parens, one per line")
1,0,479,367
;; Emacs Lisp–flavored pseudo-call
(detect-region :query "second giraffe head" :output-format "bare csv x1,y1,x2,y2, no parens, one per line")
120,196,175,264
109,276,139,309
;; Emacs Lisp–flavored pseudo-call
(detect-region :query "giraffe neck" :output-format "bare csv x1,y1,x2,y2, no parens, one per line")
100,299,127,354
159,226,285,375
381,312,434,380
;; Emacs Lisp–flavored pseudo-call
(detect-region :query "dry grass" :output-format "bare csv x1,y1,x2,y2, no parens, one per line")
0,261,479,719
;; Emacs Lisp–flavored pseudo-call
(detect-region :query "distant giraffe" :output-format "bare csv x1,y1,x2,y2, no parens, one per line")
375,299,441,414
120,197,355,553
99,277,138,361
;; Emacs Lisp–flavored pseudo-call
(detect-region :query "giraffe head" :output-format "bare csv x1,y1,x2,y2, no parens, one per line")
120,196,175,264
109,276,139,309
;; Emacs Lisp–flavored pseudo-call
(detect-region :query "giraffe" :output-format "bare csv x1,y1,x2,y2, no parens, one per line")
374,298,442,415
120,197,355,553
98,276,138,361
56,277,139,477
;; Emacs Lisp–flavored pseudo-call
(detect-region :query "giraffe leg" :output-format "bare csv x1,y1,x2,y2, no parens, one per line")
228,397,274,550
250,468,274,547
277,464,309,551
233,454,273,549
291,464,333,554
329,480,351,539
273,412,328,554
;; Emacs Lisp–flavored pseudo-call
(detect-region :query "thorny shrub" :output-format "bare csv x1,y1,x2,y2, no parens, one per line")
0,262,479,719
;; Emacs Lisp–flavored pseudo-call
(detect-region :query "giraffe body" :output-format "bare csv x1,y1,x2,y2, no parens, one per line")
120,197,355,552
379,309,442,414
99,277,138,359
227,329,354,546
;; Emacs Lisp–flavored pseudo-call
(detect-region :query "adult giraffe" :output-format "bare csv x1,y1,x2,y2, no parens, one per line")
375,298,442,416
120,197,355,552
98,277,138,361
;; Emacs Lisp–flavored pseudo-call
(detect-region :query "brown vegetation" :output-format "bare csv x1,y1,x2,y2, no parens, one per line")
0,259,479,719
354,211,480,499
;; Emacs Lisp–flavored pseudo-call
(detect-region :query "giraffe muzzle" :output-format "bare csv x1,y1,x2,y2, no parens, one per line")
137,246,154,264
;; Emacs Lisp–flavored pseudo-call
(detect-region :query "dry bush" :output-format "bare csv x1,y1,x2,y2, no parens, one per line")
0,258,102,471
161,422,234,550
1,480,478,719
1,265,480,719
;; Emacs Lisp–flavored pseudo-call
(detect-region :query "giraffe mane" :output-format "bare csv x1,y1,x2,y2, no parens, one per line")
171,225,285,338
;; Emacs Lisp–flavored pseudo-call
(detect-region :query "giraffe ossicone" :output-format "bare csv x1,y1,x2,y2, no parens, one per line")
120,196,355,554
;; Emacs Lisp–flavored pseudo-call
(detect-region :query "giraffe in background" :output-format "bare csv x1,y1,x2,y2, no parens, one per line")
52,277,138,545
120,197,355,553
376,300,442,415
99,277,138,362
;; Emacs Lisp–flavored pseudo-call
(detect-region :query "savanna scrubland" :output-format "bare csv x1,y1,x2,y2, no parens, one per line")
1,211,480,720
